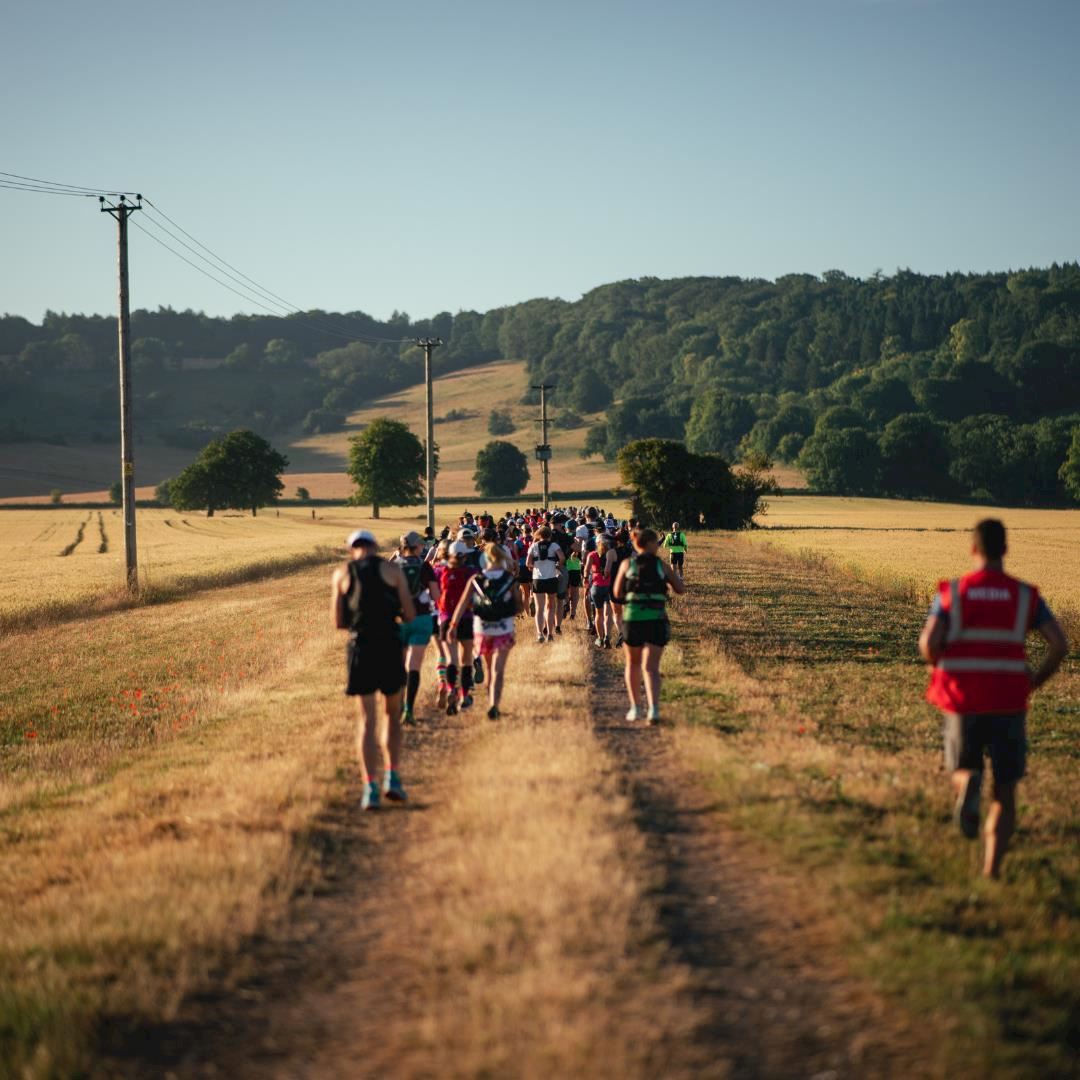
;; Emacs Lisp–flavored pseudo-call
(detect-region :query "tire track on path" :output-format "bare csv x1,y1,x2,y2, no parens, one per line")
588,645,934,1078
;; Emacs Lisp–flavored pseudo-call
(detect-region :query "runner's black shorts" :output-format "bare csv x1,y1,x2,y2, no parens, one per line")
670,551,685,569
623,620,671,648
533,578,559,595
567,569,582,587
439,617,474,642
943,713,1026,785
345,635,406,697
518,566,531,584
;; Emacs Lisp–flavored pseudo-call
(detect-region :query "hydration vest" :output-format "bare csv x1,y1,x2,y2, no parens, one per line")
395,554,431,613
666,531,687,553
623,554,668,622
927,569,1036,715
532,541,557,578
345,556,402,637
472,570,517,622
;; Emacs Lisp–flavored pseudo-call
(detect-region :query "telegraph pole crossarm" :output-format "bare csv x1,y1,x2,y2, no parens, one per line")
415,337,443,532
100,194,142,593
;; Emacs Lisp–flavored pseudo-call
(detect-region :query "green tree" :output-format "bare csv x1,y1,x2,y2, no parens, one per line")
567,368,612,413
296,486,311,502
474,440,530,497
154,478,173,507
49,488,63,504
948,414,1017,501
878,413,953,497
487,408,516,436
108,480,123,505
132,337,171,374
171,429,288,516
347,418,430,518
685,389,756,457
814,405,864,434
798,427,882,494
617,438,770,530
1060,426,1080,503
263,338,303,369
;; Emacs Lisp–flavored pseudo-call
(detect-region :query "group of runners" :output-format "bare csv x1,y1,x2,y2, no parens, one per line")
331,506,690,809
332,506,1069,883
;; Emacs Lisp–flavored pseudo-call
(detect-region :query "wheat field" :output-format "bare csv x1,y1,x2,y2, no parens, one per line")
752,495,1080,617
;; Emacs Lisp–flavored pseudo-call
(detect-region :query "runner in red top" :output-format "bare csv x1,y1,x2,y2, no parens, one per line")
919,519,1068,878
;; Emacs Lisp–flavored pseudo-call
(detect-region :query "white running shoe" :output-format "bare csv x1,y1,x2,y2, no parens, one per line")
647,705,661,724
625,705,641,722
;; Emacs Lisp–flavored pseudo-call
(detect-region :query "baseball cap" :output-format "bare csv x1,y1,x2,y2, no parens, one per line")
449,540,470,556
575,525,590,540
346,529,377,548
400,530,424,548
456,527,476,541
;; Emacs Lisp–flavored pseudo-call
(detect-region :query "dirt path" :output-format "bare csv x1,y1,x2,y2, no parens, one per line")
588,643,934,1078
98,619,933,1079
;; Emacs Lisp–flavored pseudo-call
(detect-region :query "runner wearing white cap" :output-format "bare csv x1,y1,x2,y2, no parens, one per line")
332,530,416,810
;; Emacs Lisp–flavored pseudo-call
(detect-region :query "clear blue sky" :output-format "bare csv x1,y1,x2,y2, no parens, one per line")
2,0,1078,323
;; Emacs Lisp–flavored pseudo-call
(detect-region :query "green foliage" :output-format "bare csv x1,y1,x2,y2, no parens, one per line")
566,368,612,413
1060,426,1080,503
814,405,864,433
878,413,954,498
295,486,311,502
488,409,515,436
154,478,173,507
49,489,62,504
473,440,530,497
347,418,431,516
108,481,123,506
617,438,773,530
170,429,288,516
302,408,346,435
798,427,882,495
554,408,584,430
684,389,756,456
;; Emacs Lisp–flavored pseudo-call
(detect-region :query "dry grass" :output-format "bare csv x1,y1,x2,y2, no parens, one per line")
752,495,1080,627
358,632,701,1078
664,534,1079,1078
292,358,621,499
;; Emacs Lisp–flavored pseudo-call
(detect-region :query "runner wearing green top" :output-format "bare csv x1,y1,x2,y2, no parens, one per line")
612,527,685,723
565,541,583,621
661,522,688,578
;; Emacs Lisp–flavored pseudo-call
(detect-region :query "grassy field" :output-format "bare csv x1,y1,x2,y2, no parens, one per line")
753,495,1080,623
0,358,622,504
663,535,1079,1077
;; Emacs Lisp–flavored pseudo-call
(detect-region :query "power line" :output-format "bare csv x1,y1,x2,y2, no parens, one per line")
0,169,139,195
0,179,101,198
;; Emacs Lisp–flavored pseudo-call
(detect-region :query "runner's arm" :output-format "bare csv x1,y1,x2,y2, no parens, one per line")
918,614,947,663
331,565,351,629
1030,617,1068,690
611,559,629,602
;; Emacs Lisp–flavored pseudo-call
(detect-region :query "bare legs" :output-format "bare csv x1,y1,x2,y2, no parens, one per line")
356,690,402,780
623,643,664,715
534,592,557,638
484,646,512,710
593,598,613,643
950,770,1018,879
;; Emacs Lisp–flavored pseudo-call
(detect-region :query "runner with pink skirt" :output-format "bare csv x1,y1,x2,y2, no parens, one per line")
449,542,522,720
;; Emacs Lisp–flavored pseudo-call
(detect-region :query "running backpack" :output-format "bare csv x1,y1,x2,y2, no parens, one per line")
397,555,425,598
472,571,516,622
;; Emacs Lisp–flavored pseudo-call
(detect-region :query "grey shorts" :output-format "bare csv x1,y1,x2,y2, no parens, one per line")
943,713,1027,786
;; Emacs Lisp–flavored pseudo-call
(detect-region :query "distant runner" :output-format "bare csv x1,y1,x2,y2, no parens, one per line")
436,541,480,714
662,522,688,578
612,528,686,723
584,534,617,648
527,525,565,642
393,531,441,724
918,518,1068,878
332,529,416,810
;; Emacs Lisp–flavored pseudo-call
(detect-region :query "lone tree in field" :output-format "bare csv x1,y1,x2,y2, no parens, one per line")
347,418,432,519
617,438,774,530
487,408,515,436
170,429,288,517
108,481,123,506
473,440,530,497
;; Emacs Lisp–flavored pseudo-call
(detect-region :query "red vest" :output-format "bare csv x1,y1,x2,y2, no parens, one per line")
926,569,1037,715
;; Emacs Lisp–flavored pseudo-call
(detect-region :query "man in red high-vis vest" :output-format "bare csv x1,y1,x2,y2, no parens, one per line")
919,519,1068,879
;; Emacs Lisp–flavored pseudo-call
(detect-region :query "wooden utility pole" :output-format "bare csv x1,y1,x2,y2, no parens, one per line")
100,194,142,592
416,337,443,531
533,383,554,508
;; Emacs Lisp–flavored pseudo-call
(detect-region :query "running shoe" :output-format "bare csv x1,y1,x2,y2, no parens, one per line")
954,771,982,840
461,693,474,710
537,633,546,644
486,706,500,721
361,781,380,811
383,770,408,803
555,625,562,636
625,705,641,722
473,657,484,685
446,697,459,716
402,704,414,726
603,637,611,649
595,636,604,648
647,705,661,724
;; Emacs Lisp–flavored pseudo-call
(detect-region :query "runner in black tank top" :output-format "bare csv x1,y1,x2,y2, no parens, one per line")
333,530,416,810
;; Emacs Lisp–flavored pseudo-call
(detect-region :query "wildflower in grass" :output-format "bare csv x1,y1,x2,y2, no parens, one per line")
25,730,37,740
